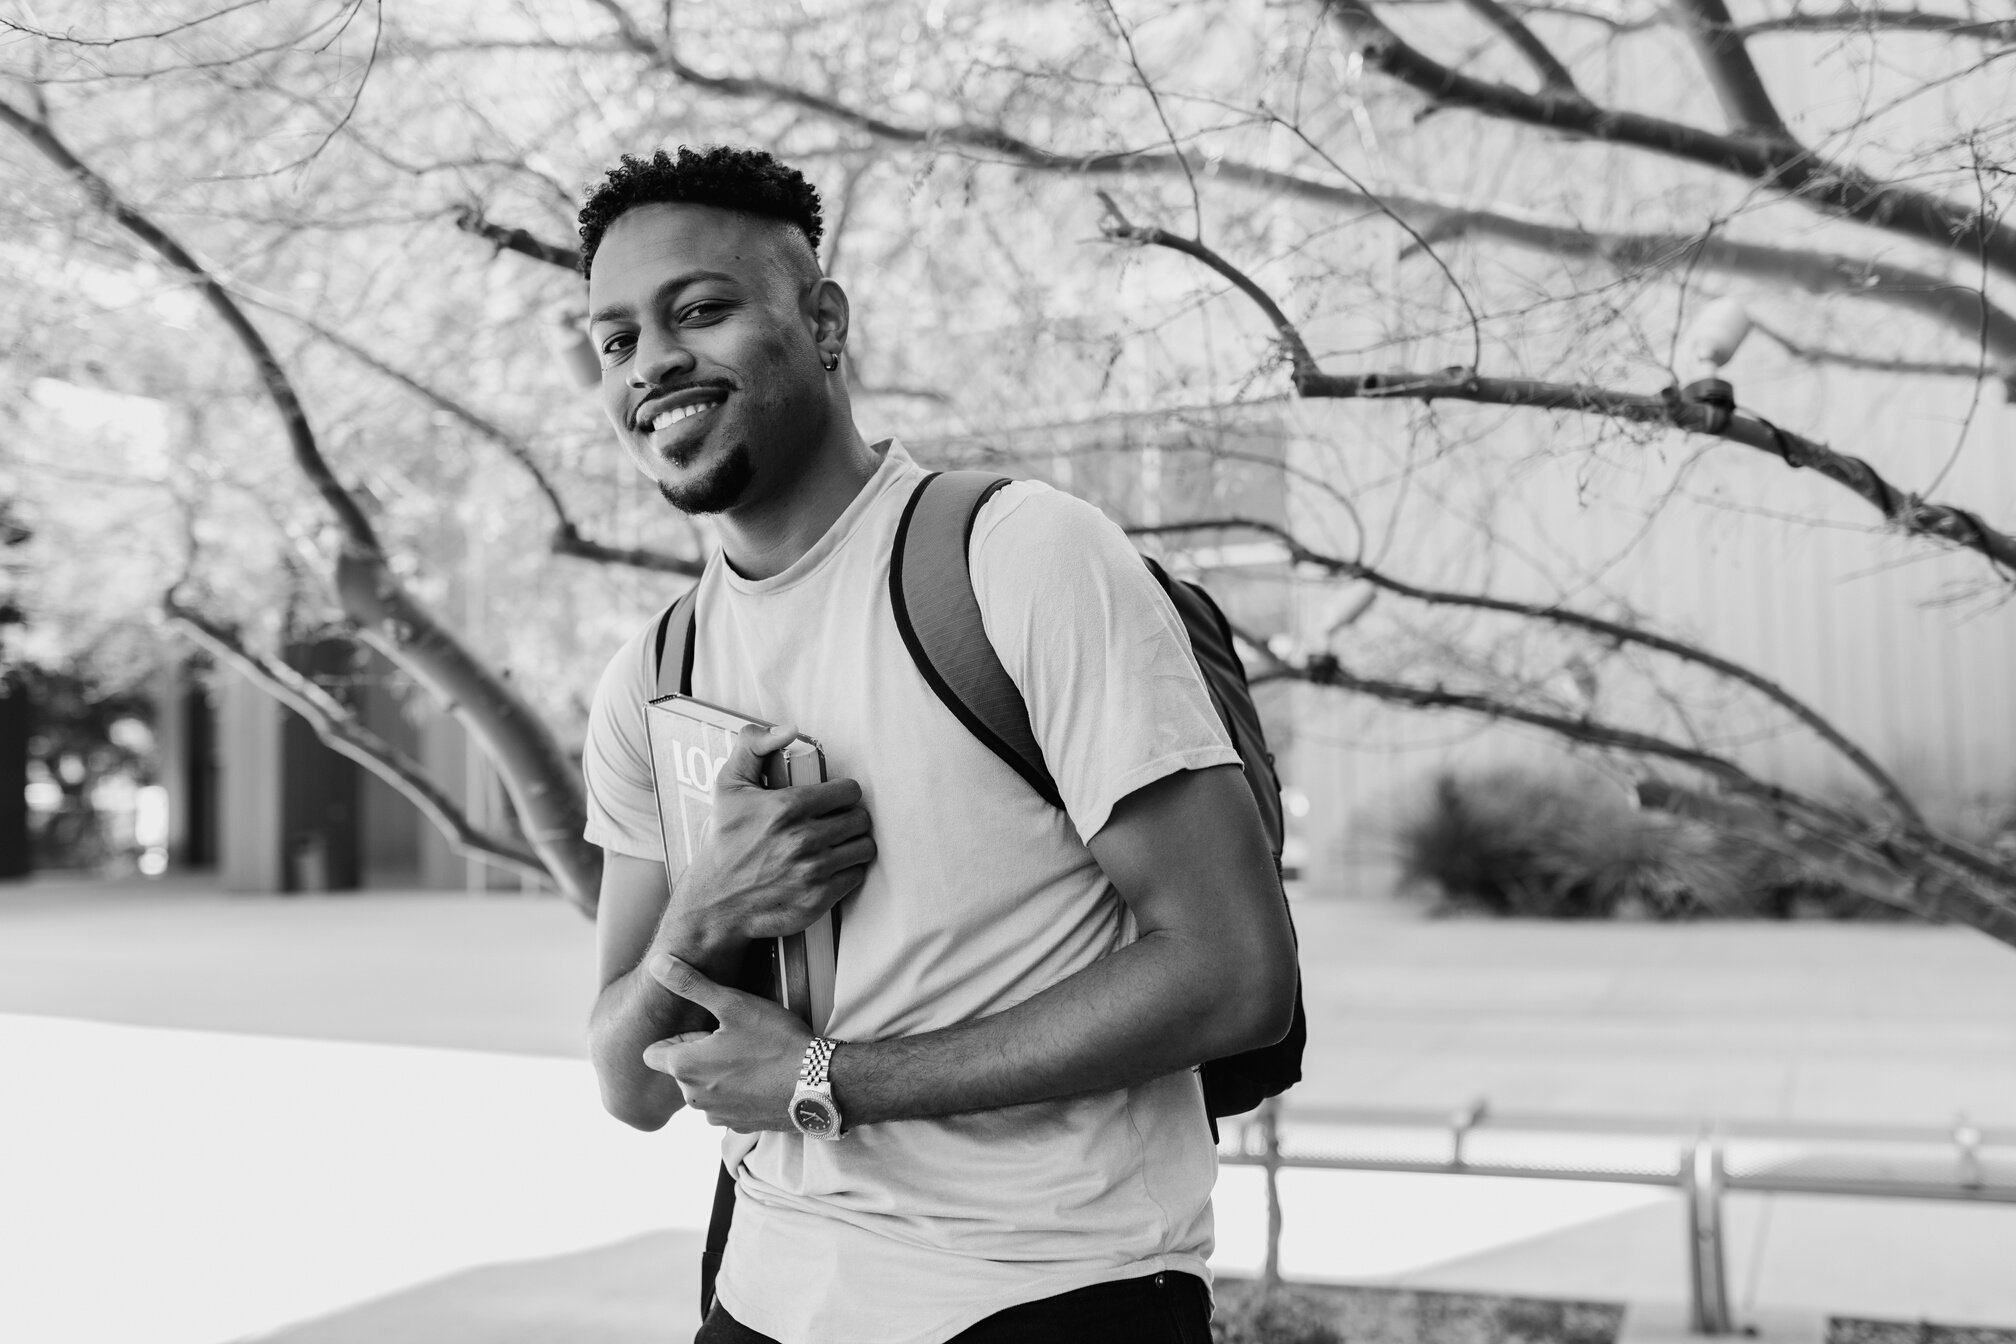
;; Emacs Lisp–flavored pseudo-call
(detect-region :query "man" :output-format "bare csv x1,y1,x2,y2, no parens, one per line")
579,145,1296,1344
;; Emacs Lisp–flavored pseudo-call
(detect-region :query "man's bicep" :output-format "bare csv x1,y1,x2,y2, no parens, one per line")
1087,763,1281,937
596,851,670,988
1086,763,1297,1046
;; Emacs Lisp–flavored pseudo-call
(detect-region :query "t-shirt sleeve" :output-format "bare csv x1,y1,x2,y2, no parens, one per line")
581,622,668,861
968,482,1241,842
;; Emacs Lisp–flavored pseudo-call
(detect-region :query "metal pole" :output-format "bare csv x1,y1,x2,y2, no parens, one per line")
1956,1114,1985,1192
1261,1097,1283,1289
1681,1128,1733,1335
1450,1096,1490,1168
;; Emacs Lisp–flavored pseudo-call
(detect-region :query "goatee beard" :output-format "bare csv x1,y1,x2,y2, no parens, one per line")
658,443,754,516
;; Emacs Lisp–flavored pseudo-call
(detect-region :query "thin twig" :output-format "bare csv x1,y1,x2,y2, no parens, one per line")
1130,515,1925,824
1097,193,1318,380
1111,214,2016,575
1458,0,1583,92
1099,0,1205,235
260,300,704,576
165,600,554,890
1321,0,2016,282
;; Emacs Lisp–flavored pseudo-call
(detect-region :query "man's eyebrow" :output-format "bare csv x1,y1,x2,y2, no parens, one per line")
588,269,742,327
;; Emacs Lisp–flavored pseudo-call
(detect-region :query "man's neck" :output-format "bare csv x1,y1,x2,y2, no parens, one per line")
716,427,882,581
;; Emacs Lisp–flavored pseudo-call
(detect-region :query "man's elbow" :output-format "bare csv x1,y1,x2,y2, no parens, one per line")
601,1082,681,1132
1221,962,1298,1055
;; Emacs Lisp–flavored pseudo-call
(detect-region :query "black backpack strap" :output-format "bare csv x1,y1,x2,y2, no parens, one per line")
653,586,699,698
891,475,1304,1128
653,584,728,1316
698,1160,736,1319
889,471,1064,811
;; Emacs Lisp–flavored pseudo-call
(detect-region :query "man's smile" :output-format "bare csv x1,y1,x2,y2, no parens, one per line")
636,391,728,459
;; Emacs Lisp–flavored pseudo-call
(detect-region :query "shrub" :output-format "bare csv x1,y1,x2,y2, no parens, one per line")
1394,766,1751,919
1212,1281,1343,1344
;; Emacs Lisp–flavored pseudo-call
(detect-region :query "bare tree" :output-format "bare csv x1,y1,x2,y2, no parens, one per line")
5,0,2013,941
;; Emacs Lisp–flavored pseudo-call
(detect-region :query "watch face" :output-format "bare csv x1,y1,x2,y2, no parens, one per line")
792,1097,837,1136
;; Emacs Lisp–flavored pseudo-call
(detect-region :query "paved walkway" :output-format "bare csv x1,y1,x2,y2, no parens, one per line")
4,875,2014,1341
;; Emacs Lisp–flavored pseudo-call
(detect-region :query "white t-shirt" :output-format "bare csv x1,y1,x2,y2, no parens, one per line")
582,441,1240,1344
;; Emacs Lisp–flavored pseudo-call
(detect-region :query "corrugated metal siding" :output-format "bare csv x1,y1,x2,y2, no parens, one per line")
1279,379,2016,893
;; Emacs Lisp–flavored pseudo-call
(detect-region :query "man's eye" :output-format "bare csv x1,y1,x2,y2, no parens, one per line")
598,333,634,362
681,301,725,323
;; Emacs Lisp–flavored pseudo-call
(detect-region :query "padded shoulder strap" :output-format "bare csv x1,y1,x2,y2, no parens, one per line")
890,471,1064,812
653,586,699,698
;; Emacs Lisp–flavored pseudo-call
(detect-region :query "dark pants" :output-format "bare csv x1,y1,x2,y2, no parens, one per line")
694,1270,1212,1344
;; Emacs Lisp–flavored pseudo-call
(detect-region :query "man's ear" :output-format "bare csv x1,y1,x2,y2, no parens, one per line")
805,277,850,358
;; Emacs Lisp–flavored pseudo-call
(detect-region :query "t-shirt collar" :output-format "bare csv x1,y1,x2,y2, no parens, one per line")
720,438,916,595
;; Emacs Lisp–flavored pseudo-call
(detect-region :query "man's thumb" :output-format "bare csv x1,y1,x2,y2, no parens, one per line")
647,952,740,1021
718,722,798,791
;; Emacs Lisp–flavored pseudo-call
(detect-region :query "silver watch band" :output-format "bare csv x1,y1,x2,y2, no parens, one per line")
798,1036,838,1090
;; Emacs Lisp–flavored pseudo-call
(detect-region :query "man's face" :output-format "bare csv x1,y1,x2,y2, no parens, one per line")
586,203,826,515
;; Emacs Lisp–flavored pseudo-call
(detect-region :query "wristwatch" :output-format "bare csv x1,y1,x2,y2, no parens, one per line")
789,1037,845,1140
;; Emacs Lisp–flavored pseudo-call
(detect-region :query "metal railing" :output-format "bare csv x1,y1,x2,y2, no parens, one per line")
1218,1100,2016,1335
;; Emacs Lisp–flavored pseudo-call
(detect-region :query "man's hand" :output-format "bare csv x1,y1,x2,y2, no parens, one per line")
670,722,874,948
641,954,812,1132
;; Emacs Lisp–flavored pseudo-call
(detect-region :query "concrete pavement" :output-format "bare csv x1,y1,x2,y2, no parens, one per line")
4,875,2014,1340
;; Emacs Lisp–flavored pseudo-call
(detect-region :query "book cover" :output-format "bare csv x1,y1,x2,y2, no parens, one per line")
644,694,839,1034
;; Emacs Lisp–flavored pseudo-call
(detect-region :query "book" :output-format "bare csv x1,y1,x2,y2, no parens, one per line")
644,693,839,1034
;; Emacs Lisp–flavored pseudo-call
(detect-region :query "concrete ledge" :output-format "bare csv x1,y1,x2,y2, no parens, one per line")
1619,1300,1825,1343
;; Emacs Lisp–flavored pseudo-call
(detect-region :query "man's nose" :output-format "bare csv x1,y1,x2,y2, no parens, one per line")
628,330,696,389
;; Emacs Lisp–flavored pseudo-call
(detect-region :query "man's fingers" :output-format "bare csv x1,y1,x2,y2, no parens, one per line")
646,952,744,1021
717,722,800,792
824,834,877,874
803,806,873,848
640,1033,710,1074
782,776,863,818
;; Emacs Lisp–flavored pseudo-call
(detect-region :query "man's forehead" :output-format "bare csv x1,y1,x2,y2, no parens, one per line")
589,202,795,302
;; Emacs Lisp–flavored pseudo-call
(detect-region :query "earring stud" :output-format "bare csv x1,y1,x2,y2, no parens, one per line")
822,353,839,372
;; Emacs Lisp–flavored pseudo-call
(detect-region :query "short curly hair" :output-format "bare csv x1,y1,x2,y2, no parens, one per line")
576,145,824,280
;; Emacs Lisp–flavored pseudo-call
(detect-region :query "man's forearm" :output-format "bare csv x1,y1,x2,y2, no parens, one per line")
590,919,751,1130
829,927,1289,1129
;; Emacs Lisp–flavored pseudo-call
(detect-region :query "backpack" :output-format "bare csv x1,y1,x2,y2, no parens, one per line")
655,469,1307,1318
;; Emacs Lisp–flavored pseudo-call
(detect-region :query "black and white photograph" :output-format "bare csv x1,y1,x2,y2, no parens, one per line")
2,1,2014,1341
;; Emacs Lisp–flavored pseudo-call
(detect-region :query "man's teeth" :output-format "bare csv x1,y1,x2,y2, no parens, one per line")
647,400,721,432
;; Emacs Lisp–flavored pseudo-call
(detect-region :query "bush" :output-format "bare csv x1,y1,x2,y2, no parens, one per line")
1212,1281,1342,1344
1394,766,1750,919
1211,1281,1625,1344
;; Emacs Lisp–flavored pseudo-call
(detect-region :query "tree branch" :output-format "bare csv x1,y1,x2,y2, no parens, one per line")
1130,516,1926,825
1733,9,2016,42
164,600,556,893
0,93,604,904
1110,215,2016,575
1322,0,2016,282
1458,0,1582,92
1748,317,2005,381
459,171,2016,396
1409,210,2016,393
452,205,581,271
549,527,702,574
0,97,383,551
1375,0,2016,42
441,1,2016,301
1667,0,1793,138
267,303,704,577
1296,367,2016,572
1097,193,1319,380
1254,646,1863,823
1242,639,2016,943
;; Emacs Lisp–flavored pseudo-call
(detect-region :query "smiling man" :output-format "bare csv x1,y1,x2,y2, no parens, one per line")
577,147,1296,1344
